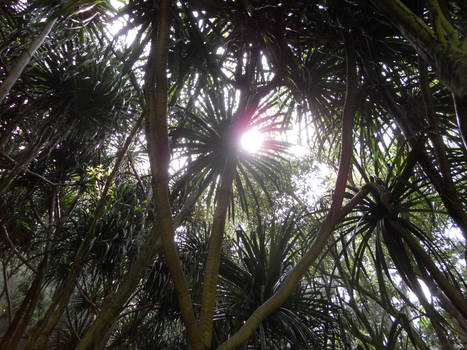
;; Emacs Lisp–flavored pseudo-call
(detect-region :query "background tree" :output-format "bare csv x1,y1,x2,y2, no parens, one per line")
0,0,466,349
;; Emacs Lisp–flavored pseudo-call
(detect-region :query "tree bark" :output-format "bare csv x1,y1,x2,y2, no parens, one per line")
217,34,358,350
0,18,57,104
199,155,235,348
143,1,203,349
369,0,467,149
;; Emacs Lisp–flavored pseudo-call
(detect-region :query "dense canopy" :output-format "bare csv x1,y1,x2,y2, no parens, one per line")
0,0,466,349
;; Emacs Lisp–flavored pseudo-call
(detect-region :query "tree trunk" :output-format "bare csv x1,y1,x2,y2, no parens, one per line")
369,0,467,148
199,155,235,347
0,17,57,104
24,118,143,350
218,34,358,350
142,1,203,349
453,94,467,152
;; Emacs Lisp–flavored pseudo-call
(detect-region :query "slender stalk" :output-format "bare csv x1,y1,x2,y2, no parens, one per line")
453,94,467,153
2,260,11,325
391,219,467,319
144,1,203,349
218,34,358,350
199,155,235,347
0,18,57,103
25,117,143,350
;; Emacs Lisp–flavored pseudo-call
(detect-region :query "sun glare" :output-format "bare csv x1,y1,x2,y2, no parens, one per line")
240,128,264,153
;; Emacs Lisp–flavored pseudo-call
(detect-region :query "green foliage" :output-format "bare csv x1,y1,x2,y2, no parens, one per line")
0,1,466,349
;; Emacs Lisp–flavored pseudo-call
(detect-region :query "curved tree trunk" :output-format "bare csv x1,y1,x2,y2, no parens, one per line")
218,34,358,350
139,1,203,349
369,0,467,149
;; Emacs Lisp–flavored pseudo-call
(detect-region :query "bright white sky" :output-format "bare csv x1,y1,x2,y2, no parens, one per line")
106,0,329,208
104,0,467,317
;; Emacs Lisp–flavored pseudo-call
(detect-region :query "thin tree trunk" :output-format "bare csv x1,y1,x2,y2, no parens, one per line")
390,219,467,319
143,1,203,349
0,258,46,350
24,118,143,350
453,94,467,153
199,155,235,347
217,34,358,350
0,17,57,104
2,259,11,325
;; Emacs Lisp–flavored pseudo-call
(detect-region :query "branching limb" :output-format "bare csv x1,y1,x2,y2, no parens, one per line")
0,225,38,274
427,0,459,46
144,1,203,349
217,32,358,350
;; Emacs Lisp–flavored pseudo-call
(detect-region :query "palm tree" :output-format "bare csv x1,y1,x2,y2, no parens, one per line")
0,0,111,103
1,0,467,349
0,23,141,349
215,210,341,349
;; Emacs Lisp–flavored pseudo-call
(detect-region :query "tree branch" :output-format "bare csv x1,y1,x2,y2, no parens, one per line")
144,1,203,349
218,32,358,350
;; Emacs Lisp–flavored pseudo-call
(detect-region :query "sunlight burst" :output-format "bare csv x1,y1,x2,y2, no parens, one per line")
240,128,264,153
